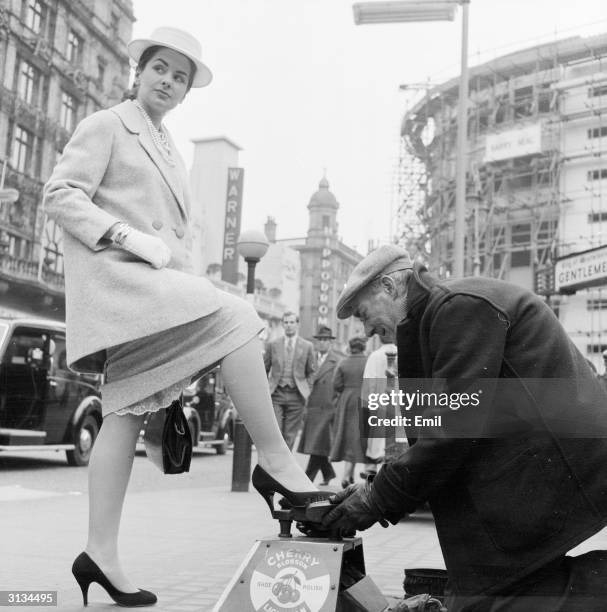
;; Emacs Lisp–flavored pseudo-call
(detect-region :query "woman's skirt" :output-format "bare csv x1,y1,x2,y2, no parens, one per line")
100,290,263,417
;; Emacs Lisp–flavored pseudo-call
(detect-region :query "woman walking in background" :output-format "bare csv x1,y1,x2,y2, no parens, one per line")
44,26,327,608
330,336,368,488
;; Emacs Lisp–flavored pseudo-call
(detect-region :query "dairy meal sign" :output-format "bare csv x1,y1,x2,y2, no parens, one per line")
484,123,542,162
555,245,607,293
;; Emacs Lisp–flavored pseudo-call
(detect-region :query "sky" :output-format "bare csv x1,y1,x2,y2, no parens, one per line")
131,0,607,255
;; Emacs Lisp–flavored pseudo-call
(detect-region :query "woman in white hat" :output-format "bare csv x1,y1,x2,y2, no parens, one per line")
44,27,330,607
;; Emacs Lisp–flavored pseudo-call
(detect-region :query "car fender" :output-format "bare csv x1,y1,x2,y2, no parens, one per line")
218,401,236,435
183,405,201,446
69,395,102,439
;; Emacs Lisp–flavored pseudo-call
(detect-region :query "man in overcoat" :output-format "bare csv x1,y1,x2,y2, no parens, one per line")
298,326,340,485
264,311,316,449
323,244,607,611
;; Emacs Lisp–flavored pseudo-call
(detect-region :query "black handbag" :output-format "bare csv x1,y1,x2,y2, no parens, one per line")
144,399,193,474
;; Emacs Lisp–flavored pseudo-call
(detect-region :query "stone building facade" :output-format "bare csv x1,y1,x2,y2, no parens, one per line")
0,0,134,318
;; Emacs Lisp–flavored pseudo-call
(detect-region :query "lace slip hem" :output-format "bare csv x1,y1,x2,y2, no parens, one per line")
114,378,190,416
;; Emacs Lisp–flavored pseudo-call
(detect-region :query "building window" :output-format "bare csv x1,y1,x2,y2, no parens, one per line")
96,59,106,90
587,169,607,181
587,299,607,311
10,125,33,173
17,60,38,105
588,126,607,139
60,91,77,131
41,218,64,275
511,223,531,268
588,343,607,354
110,13,120,40
589,84,607,98
25,0,45,33
588,212,607,223
67,30,83,64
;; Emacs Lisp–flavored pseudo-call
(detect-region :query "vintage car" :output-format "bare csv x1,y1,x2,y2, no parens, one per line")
182,367,235,454
0,317,102,466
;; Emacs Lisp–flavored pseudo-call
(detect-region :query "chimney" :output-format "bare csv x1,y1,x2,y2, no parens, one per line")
264,216,277,243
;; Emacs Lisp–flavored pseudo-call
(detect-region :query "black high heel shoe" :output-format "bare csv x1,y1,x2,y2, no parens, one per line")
72,552,157,607
251,465,333,515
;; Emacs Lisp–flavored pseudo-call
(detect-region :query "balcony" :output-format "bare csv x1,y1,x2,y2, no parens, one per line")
0,252,64,292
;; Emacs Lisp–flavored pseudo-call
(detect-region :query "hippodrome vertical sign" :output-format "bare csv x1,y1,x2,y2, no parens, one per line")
221,168,244,284
318,238,332,326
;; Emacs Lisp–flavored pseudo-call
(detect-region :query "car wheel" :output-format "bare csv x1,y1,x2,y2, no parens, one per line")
215,429,229,455
66,414,99,466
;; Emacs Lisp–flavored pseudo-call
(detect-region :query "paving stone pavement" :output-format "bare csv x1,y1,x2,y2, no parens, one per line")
3,464,607,611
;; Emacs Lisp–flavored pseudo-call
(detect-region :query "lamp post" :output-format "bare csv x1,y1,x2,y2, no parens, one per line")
231,229,269,492
353,0,471,277
466,190,482,276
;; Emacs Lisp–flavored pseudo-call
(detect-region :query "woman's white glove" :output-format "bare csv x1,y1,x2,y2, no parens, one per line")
120,229,172,269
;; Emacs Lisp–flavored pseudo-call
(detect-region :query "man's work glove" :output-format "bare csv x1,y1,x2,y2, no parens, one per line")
118,227,172,269
321,482,389,535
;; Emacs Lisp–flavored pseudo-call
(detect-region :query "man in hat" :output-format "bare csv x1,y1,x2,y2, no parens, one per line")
322,245,607,611
297,326,340,485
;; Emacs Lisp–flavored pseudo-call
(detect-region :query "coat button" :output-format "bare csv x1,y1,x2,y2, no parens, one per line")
152,220,163,230
174,227,185,239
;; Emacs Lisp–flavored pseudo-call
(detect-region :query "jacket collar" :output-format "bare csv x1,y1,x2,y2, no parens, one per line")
403,261,435,323
110,100,188,220
396,262,438,381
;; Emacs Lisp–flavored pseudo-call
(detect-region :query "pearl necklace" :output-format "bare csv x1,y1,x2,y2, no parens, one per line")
133,100,175,166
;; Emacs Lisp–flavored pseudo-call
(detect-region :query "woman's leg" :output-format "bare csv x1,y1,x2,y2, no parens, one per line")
85,412,147,592
221,337,315,491
343,461,355,484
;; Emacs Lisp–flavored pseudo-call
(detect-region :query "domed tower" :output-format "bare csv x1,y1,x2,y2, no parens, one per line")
296,174,364,344
307,175,339,242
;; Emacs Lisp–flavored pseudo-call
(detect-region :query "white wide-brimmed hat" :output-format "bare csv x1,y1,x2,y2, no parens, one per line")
127,26,212,88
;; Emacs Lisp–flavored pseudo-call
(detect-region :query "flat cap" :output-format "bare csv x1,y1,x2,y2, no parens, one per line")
336,245,413,319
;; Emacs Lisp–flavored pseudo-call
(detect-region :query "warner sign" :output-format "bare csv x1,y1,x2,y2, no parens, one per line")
555,245,607,293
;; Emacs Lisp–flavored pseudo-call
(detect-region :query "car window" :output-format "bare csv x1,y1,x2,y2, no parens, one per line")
50,334,68,373
4,328,48,366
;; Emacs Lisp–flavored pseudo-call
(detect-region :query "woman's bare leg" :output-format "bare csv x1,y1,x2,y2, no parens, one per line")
221,337,316,492
343,461,355,484
85,412,146,592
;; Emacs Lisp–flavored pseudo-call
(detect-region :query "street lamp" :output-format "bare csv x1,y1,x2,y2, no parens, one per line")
237,229,269,295
353,0,471,278
231,229,269,492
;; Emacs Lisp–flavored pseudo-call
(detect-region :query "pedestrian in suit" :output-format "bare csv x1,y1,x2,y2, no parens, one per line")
264,311,316,449
43,27,323,608
323,244,607,611
298,326,339,485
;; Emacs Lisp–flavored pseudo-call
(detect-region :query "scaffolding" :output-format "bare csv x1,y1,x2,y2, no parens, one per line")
398,33,607,283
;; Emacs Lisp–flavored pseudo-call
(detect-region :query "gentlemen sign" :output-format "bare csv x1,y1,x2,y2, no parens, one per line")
555,245,607,293
221,168,244,284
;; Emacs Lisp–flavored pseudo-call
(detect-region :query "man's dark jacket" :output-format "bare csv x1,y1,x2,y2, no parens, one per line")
370,263,607,599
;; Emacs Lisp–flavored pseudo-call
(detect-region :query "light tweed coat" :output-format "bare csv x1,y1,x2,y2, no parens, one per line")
44,100,220,373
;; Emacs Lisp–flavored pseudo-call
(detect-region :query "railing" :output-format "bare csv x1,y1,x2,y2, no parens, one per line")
0,252,64,290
